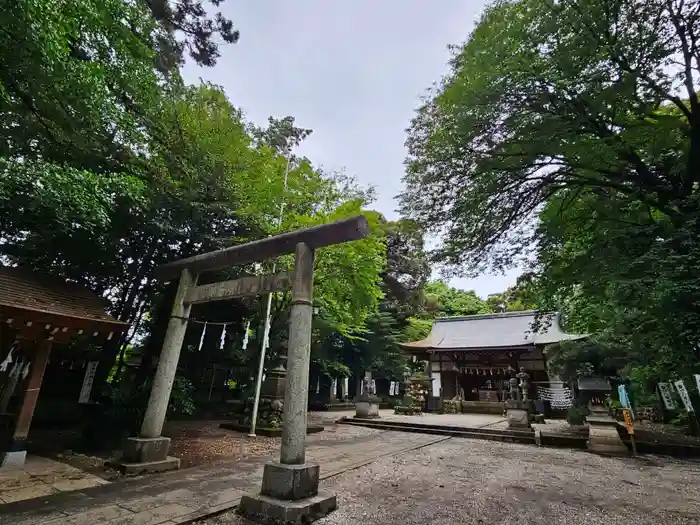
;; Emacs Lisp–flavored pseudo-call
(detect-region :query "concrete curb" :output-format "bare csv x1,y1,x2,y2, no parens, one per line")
179,435,451,524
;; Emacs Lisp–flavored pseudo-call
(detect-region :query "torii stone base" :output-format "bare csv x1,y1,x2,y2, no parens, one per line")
237,463,337,525
109,436,180,475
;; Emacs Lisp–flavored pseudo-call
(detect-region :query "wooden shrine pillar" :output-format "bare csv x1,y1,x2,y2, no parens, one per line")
0,339,52,469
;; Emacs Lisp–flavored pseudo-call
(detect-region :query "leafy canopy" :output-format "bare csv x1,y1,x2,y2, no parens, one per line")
401,0,700,273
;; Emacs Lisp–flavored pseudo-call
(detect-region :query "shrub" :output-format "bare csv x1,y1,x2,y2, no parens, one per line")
566,405,590,426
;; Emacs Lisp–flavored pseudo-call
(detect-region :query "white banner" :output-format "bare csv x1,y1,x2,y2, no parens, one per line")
78,361,99,404
658,382,676,410
674,380,694,413
536,386,574,409
431,372,441,397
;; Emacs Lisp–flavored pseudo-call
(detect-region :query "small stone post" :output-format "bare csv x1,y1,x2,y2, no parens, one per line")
341,377,349,401
119,268,196,473
239,242,337,524
329,378,338,403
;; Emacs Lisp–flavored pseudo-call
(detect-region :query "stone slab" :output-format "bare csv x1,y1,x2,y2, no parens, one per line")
121,436,171,463
588,424,627,455
105,503,194,525
261,462,320,500
108,456,180,476
40,504,132,525
506,407,531,429
0,451,27,470
0,430,443,525
0,483,59,503
355,401,380,419
118,488,196,513
237,491,337,525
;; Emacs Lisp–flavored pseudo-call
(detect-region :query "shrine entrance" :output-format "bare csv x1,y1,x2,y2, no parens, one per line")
457,366,513,403
117,215,369,524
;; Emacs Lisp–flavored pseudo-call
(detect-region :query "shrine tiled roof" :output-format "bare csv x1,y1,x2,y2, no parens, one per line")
0,266,127,326
400,310,585,352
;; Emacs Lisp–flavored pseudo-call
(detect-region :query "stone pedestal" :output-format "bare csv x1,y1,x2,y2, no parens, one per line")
355,400,380,419
110,436,179,474
586,408,627,455
244,350,286,436
239,464,337,525
245,397,285,430
506,400,532,430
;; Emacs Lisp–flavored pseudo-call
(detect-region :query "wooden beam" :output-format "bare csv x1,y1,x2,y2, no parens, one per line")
154,215,369,281
184,272,293,305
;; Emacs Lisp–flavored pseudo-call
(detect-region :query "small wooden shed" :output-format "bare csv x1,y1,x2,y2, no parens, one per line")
0,267,129,469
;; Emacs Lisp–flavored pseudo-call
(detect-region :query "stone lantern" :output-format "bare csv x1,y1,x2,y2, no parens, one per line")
577,377,626,454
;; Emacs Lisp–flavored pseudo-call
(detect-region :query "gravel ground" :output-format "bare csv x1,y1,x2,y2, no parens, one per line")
36,416,379,478
167,421,280,468
168,419,380,467
200,438,700,525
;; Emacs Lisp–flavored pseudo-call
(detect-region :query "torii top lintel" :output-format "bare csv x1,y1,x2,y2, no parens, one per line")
154,215,370,282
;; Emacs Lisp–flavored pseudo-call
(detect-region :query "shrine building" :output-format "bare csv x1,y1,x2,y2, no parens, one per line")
400,310,585,411
0,267,129,469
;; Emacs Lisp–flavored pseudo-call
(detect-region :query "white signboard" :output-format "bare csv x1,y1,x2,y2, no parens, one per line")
78,361,99,404
658,382,676,410
674,380,694,413
431,372,441,397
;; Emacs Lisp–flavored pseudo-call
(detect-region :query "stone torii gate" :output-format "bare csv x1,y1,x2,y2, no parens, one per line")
120,215,369,524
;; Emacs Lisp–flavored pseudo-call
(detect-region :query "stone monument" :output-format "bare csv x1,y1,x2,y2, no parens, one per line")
241,349,287,433
355,373,380,418
578,377,627,455
509,376,520,401
505,367,532,430
394,374,431,415
516,366,531,401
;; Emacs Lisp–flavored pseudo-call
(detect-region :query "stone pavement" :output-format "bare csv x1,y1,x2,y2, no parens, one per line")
0,430,447,525
0,456,109,504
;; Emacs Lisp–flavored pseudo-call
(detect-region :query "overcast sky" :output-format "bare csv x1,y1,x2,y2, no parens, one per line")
181,0,521,297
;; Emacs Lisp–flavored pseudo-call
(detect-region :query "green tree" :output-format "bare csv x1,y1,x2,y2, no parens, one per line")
422,281,489,317
400,0,700,273
399,0,700,395
487,273,540,312
311,217,432,381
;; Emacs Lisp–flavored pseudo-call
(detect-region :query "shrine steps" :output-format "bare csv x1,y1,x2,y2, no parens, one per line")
338,417,537,445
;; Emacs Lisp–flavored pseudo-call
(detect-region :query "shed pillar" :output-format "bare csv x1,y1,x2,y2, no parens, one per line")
0,339,52,470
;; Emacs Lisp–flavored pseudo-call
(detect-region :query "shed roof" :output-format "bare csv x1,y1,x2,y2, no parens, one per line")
0,267,127,328
400,310,585,353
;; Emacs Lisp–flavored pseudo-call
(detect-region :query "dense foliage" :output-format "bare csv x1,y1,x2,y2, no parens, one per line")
401,0,700,396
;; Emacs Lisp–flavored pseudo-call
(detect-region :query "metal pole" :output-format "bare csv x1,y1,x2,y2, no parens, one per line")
249,146,292,437
248,292,274,437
